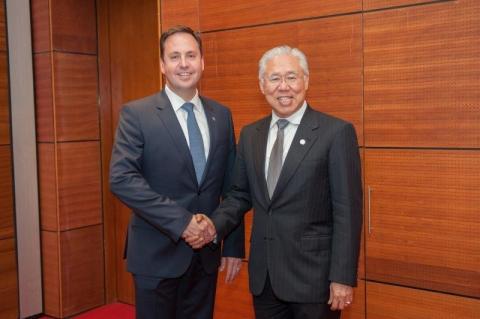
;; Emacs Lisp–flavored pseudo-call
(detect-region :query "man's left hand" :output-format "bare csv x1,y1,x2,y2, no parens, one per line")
219,257,242,283
328,282,353,311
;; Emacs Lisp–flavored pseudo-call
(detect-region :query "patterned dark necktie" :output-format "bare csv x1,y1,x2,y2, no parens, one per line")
182,102,206,183
267,119,289,198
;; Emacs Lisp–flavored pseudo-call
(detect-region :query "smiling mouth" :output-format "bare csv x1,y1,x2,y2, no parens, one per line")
178,72,193,78
277,96,293,104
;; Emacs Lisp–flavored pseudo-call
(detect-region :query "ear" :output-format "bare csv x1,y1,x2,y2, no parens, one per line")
201,56,205,72
160,59,166,75
259,80,266,95
304,74,309,91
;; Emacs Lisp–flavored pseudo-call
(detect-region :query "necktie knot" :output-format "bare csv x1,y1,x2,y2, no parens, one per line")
182,102,195,113
277,119,289,130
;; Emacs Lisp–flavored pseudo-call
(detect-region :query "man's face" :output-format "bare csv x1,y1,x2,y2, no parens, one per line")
260,54,309,118
160,32,204,100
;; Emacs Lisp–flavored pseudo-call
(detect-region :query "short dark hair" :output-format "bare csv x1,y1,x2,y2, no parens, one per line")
160,25,203,60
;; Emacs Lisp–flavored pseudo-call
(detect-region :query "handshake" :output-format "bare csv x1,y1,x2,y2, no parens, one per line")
181,214,217,249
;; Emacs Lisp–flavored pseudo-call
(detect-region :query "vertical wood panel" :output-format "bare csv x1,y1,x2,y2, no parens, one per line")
199,0,361,31
57,142,102,230
54,52,99,142
60,225,105,316
365,149,480,297
0,145,13,239
0,238,18,319
31,0,51,53
107,0,162,304
0,51,9,145
364,0,480,147
34,53,54,142
341,280,365,319
38,143,57,231
50,0,97,53
42,231,61,317
367,282,480,319
0,0,6,50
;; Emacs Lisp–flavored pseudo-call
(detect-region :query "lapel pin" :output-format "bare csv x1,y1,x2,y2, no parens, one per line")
212,116,216,121
299,139,306,145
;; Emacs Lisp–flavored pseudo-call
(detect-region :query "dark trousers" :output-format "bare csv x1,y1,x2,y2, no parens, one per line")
253,275,340,319
134,253,218,319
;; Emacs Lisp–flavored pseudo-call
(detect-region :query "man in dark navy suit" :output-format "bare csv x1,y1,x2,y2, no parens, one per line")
191,46,363,319
110,25,244,319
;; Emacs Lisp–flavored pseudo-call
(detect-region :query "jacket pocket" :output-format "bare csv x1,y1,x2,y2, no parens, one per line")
301,236,331,252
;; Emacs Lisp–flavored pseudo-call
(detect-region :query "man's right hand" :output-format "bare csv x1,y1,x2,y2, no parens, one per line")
182,214,216,249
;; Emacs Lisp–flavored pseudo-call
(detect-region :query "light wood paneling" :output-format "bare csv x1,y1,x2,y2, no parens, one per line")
0,51,9,145
0,146,13,239
38,143,57,230
31,0,51,53
364,0,445,10
57,141,102,230
42,226,105,318
365,149,480,297
0,238,18,319
364,0,480,148
34,53,54,142
199,0,361,31
42,230,61,317
367,282,480,319
50,0,97,53
214,261,254,319
202,15,363,142
161,0,199,31
54,52,99,141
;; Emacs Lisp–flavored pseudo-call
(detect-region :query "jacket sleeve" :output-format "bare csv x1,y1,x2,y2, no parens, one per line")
212,127,252,243
327,123,363,287
109,105,192,242
220,113,246,258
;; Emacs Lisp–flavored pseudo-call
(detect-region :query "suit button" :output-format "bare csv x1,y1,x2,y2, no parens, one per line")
268,210,272,215
197,191,201,196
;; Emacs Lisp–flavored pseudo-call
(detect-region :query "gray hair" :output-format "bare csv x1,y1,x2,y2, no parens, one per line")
258,45,309,81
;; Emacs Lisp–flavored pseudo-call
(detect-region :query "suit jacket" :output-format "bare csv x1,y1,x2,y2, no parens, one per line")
109,90,245,280
211,106,362,303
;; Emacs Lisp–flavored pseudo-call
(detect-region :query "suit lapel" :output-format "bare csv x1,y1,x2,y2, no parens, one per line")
270,107,319,203
200,98,217,186
155,91,197,184
253,116,271,206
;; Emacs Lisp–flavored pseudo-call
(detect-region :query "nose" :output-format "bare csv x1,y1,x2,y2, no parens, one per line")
180,56,188,68
277,78,289,90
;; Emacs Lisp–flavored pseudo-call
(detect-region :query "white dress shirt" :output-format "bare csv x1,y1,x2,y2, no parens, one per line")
265,101,307,179
165,85,210,159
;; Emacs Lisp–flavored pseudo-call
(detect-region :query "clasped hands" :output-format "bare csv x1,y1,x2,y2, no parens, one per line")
182,214,217,249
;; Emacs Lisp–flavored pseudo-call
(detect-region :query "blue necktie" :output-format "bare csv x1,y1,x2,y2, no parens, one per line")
182,102,206,183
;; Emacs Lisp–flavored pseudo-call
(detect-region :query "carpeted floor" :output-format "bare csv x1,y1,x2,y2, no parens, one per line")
40,303,135,319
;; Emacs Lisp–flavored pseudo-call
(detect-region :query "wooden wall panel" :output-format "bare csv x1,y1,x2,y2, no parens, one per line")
341,280,365,319
0,51,9,145
60,225,105,316
161,0,200,31
54,52,99,142
34,53,54,142
367,282,480,319
365,149,480,297
364,0,480,148
31,0,51,53
0,146,13,239
42,226,105,318
214,262,254,319
364,0,445,10
202,15,363,142
0,238,18,319
106,0,162,304
0,0,5,50
199,0,361,31
42,230,61,317
38,143,57,231
50,0,97,53
57,142,102,230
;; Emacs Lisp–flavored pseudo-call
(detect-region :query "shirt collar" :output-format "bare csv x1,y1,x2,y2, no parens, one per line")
270,101,307,129
165,85,202,112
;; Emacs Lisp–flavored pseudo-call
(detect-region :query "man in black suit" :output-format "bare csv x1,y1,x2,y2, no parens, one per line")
188,45,362,319
109,26,244,319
